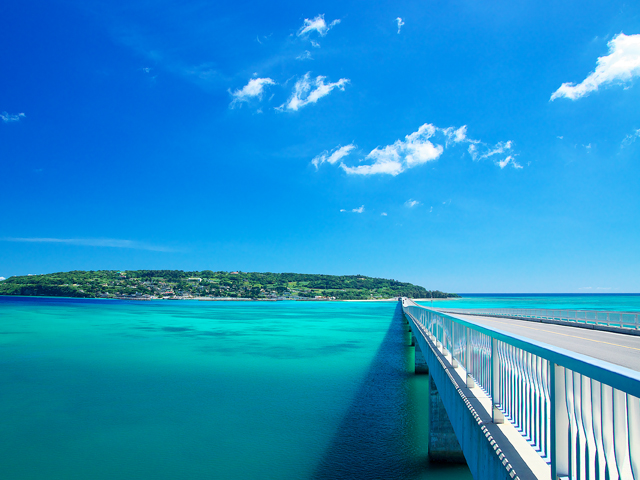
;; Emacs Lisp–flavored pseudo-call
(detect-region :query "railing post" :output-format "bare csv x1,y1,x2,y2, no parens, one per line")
551,363,569,479
465,327,474,388
491,338,503,423
451,321,458,367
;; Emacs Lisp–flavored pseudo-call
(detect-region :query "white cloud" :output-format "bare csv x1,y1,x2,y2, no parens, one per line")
1,112,25,122
0,277,5,281
429,206,433,213
341,157,404,176
622,128,640,147
405,199,420,208
312,144,356,168
551,33,640,101
279,73,349,111
497,155,523,169
444,125,467,144
318,123,519,176
311,40,321,48
340,124,442,176
297,15,340,38
296,50,313,61
229,78,275,107
381,212,387,216
396,17,405,34
472,140,512,160
3,237,173,252
340,205,364,213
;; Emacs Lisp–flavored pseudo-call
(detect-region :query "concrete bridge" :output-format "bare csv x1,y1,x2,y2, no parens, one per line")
400,298,640,480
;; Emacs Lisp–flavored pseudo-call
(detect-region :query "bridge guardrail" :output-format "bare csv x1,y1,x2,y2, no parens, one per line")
436,307,640,332
402,298,640,480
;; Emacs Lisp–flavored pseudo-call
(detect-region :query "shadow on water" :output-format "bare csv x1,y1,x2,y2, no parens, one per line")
310,303,472,480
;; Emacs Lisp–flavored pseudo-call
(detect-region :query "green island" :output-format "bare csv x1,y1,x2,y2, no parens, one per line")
0,270,458,301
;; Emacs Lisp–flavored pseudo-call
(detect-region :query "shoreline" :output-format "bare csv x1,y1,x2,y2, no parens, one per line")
0,295,459,302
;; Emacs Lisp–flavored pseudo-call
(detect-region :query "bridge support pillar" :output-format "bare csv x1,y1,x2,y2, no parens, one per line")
414,343,428,374
428,376,465,463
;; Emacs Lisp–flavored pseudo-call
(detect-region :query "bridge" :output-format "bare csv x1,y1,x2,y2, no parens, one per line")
400,298,640,480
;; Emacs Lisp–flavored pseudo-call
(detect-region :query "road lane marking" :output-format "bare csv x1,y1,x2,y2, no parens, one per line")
465,316,640,352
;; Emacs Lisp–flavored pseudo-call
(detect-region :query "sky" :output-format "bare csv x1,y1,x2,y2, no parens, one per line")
1,0,640,293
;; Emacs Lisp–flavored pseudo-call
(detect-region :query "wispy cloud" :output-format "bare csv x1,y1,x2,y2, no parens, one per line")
443,125,467,145
229,77,275,107
297,14,340,38
1,111,25,123
469,140,511,160
381,212,387,216
319,123,518,176
497,155,523,169
405,199,420,208
340,205,365,213
296,50,313,61
396,17,405,34
312,144,356,168
3,237,174,252
551,33,640,101
279,73,349,111
622,128,640,147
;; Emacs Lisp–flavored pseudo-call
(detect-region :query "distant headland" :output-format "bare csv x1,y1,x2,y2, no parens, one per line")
0,270,459,301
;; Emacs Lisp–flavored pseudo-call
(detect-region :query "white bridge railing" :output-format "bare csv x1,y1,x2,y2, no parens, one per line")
402,299,640,480
437,307,640,331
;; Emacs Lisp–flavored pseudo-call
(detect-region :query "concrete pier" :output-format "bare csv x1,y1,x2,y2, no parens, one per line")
414,342,429,374
428,376,465,463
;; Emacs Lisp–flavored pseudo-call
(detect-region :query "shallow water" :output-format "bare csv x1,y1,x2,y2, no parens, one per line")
422,293,640,311
0,297,471,480
4,294,635,479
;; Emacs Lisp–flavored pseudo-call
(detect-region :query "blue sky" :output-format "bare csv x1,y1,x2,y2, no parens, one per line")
1,0,640,293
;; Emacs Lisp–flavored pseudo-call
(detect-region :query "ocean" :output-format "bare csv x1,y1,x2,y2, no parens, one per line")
0,294,637,479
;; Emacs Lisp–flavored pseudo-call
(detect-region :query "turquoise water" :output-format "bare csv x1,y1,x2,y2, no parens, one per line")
3,295,637,479
424,294,640,311
0,296,470,480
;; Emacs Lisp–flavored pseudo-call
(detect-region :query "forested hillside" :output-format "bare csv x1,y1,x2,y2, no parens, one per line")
0,270,458,300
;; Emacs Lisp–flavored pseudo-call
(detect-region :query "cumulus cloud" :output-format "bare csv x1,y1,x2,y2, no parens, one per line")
279,73,349,111
315,123,519,175
229,77,275,107
1,112,25,122
340,205,365,213
0,277,5,281
396,17,405,34
296,50,312,61
3,237,173,252
297,14,340,38
405,199,420,208
312,144,356,168
551,33,640,101
622,128,640,147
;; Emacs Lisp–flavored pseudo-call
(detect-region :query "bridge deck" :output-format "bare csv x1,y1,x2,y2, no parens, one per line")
432,309,640,372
